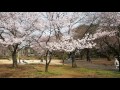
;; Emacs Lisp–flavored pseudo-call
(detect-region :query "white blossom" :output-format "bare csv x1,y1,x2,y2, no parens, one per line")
46,34,96,53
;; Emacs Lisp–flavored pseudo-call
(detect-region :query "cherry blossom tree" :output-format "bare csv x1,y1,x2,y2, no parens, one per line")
29,12,87,72
46,33,96,68
30,35,53,72
91,12,120,71
0,12,41,68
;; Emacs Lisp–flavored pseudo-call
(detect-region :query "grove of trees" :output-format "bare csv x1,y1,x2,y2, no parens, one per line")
0,12,120,72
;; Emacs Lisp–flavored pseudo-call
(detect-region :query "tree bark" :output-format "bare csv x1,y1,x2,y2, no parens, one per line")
45,63,48,72
12,44,19,68
71,51,77,68
45,51,52,72
86,48,91,62
62,52,65,65
12,52,18,68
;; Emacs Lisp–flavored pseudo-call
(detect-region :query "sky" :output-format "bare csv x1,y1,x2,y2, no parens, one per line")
33,12,87,36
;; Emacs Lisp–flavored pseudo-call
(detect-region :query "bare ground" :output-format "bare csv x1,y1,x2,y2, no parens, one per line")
0,58,116,70
0,58,119,78
64,58,116,71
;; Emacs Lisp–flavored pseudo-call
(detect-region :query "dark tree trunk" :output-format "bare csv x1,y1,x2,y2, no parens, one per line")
45,53,48,72
45,62,48,72
12,44,19,68
71,51,77,68
105,52,111,61
106,55,111,61
62,52,65,65
12,52,18,68
45,51,52,72
79,50,84,60
72,58,77,68
80,52,83,60
86,48,91,62
68,53,71,59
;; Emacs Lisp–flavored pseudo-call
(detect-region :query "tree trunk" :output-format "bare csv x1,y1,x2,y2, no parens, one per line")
45,54,48,72
80,53,83,60
45,63,48,72
12,52,18,68
105,52,111,61
79,50,83,60
45,51,52,72
71,51,77,68
72,58,77,68
86,48,91,62
62,52,65,65
106,56,111,61
68,53,71,59
12,44,19,68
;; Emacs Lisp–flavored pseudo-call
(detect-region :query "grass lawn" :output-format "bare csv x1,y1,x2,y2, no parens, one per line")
0,63,120,78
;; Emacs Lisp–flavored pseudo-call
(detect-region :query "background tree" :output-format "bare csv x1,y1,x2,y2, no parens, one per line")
91,12,120,71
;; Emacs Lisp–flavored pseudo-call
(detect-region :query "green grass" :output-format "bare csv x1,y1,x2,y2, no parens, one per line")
0,64,120,78
38,65,120,78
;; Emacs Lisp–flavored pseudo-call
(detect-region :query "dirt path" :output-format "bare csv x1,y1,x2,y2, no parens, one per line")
0,59,62,65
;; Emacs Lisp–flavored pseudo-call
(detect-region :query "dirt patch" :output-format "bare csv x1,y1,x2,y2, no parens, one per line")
64,59,116,71
0,59,62,65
